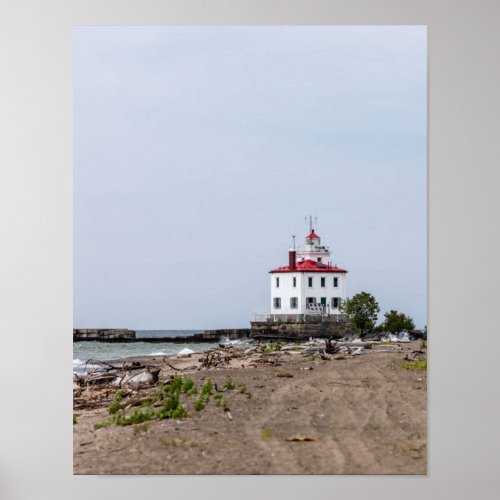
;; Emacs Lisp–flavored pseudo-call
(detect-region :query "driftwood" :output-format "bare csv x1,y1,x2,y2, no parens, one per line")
124,395,154,410
113,368,160,389
325,338,340,355
286,435,317,442
166,362,198,372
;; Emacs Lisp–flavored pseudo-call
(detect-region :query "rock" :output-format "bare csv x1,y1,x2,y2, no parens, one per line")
409,329,427,340
177,348,195,357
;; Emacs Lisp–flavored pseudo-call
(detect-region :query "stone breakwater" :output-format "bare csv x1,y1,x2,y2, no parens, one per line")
73,329,136,340
73,326,426,344
73,328,251,343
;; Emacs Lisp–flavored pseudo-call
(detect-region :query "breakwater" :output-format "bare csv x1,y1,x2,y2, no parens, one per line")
73,328,251,343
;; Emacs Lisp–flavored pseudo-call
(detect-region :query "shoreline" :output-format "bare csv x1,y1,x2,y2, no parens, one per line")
74,339,427,474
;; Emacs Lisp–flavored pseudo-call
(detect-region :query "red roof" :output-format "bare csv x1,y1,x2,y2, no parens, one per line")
306,229,320,239
270,259,347,274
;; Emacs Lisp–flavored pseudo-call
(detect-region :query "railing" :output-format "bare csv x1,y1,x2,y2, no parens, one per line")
253,313,348,323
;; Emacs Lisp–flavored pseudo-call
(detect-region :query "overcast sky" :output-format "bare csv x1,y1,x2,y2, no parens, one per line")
74,26,427,330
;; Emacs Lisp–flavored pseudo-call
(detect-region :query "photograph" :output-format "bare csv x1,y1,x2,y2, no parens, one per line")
73,25,427,475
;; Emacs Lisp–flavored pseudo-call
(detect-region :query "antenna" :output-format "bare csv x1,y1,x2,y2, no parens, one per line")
291,235,296,249
304,216,317,233
305,215,313,233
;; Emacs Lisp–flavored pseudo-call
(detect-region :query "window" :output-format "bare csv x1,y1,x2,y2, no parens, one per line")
317,257,322,263
290,297,298,309
320,297,327,306
308,277,313,287
273,297,281,309
306,297,316,309
332,297,341,309
292,277,297,287
321,277,326,287
333,277,338,287
276,277,280,288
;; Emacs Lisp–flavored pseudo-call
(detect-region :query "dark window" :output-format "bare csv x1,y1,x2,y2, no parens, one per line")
276,277,279,288
317,257,322,263
332,297,341,308
321,277,326,287
273,297,281,309
308,277,313,287
333,277,338,287
293,277,297,287
306,297,316,309
290,297,298,309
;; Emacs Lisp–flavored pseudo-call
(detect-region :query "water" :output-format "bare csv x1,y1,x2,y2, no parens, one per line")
73,330,217,369
73,331,255,376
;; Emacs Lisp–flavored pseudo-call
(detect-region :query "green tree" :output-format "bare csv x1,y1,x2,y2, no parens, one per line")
382,310,415,333
340,292,380,335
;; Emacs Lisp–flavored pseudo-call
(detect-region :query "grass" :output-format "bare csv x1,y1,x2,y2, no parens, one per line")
95,376,194,429
239,385,252,399
94,374,253,429
73,415,77,425
194,379,213,411
159,437,188,447
400,360,427,371
260,428,273,440
223,377,235,390
108,391,123,415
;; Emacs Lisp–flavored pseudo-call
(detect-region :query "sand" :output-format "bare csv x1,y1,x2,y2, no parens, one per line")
73,340,427,474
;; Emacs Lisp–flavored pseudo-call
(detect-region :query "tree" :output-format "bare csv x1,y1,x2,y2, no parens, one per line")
340,292,380,335
381,310,415,333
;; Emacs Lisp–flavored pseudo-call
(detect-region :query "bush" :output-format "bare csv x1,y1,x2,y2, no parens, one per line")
382,310,415,333
340,291,380,336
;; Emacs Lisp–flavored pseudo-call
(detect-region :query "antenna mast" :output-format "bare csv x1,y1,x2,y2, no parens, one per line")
305,215,313,233
304,215,317,233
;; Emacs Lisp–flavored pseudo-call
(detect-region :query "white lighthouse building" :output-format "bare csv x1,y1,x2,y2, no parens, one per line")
268,228,348,321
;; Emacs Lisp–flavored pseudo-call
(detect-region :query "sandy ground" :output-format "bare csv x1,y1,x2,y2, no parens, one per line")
73,341,427,475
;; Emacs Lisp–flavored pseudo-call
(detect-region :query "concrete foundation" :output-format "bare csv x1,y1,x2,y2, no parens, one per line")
250,318,350,340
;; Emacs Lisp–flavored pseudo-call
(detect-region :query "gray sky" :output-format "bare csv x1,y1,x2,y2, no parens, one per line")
74,26,427,330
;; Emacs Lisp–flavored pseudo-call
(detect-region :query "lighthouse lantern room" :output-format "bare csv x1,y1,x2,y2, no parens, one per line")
268,226,348,320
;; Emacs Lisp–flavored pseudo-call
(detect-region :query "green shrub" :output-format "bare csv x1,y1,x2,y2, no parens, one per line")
223,377,235,390
400,360,427,371
108,391,123,415
382,310,415,333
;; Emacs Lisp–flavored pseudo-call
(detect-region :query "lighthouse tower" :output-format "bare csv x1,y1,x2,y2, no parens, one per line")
268,227,348,320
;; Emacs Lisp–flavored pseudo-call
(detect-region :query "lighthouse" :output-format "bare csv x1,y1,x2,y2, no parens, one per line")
268,228,348,321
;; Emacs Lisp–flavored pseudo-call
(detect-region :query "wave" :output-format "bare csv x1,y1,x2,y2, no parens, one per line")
219,336,254,346
384,331,411,342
